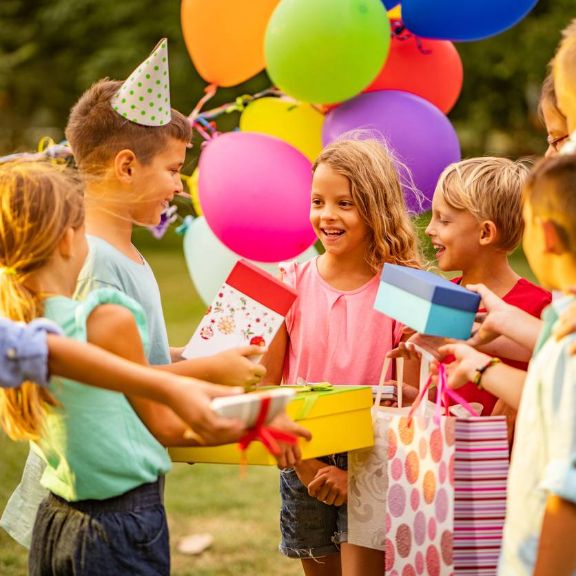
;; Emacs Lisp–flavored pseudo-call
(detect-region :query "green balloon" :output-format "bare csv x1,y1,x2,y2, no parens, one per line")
265,0,390,104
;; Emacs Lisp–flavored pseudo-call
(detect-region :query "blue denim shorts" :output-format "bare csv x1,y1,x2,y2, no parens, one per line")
279,453,348,559
29,478,169,576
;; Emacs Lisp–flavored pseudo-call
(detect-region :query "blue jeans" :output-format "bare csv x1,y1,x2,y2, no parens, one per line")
279,453,348,559
29,479,169,576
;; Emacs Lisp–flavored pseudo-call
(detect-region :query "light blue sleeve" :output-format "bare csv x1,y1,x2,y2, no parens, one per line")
539,341,576,505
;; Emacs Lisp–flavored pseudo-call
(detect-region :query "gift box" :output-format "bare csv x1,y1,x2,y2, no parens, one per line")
374,264,481,339
168,385,374,466
182,259,297,360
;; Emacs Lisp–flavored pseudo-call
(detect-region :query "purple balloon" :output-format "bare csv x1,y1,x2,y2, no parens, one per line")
322,90,461,213
199,132,316,262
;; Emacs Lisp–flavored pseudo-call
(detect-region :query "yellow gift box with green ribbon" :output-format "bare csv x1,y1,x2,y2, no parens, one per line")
168,384,374,466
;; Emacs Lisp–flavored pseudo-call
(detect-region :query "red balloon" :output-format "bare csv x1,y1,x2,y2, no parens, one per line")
365,34,463,113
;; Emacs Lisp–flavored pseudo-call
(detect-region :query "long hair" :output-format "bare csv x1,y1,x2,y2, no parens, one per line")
0,161,84,440
313,138,421,272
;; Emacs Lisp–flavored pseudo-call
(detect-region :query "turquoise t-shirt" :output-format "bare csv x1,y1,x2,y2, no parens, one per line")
39,288,171,501
76,235,171,366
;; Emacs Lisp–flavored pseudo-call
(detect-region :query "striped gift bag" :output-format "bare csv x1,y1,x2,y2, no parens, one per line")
453,416,509,575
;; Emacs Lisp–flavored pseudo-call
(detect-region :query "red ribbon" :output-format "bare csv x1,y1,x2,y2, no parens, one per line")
237,397,298,457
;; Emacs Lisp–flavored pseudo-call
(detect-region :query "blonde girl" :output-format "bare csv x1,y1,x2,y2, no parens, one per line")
263,138,421,576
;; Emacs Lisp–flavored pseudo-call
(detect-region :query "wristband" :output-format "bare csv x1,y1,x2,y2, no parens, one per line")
472,357,501,390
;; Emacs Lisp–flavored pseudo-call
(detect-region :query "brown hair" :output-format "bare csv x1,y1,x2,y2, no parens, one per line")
524,154,576,250
0,161,84,440
313,138,421,272
538,72,564,124
65,79,192,174
435,157,529,253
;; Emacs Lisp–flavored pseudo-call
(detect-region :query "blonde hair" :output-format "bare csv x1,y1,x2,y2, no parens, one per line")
524,154,576,250
0,161,84,440
435,157,530,252
555,19,576,89
65,79,192,175
313,138,421,272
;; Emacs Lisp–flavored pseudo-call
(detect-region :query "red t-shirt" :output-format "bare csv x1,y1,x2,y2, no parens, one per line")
450,277,552,415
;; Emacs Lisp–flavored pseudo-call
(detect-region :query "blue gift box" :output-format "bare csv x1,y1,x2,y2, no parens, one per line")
374,264,481,339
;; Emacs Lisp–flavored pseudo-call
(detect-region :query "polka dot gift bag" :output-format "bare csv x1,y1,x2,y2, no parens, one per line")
349,357,509,576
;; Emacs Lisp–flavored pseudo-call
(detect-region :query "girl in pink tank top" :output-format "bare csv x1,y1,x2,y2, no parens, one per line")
262,138,422,576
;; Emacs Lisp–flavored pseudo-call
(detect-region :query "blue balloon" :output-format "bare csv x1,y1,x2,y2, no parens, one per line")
322,91,461,214
402,0,539,41
381,0,399,9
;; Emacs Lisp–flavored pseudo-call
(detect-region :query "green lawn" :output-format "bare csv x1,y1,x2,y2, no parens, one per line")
0,235,537,576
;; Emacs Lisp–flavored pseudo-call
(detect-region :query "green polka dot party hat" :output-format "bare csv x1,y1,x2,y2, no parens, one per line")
111,38,171,126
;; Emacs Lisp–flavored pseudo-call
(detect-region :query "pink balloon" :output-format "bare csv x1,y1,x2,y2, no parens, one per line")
199,132,316,262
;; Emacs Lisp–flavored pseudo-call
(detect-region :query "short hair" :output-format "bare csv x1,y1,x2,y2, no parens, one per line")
524,154,576,251
314,137,421,271
65,79,192,174
436,157,530,252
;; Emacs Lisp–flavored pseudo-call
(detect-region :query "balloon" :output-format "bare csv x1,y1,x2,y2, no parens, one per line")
322,90,461,213
181,0,279,87
239,98,324,162
184,168,202,216
183,216,318,306
365,36,463,114
402,0,539,42
199,132,317,262
387,4,402,19
382,0,399,8
264,0,391,104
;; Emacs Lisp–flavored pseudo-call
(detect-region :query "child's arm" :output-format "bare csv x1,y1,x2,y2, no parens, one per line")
534,495,576,576
84,304,250,446
466,283,543,351
156,345,267,388
260,323,288,385
46,334,247,446
437,343,527,410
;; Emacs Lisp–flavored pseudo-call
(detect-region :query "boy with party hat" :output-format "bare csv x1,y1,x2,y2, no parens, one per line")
2,40,310,571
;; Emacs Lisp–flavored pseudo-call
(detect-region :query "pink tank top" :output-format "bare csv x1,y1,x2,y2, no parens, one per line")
281,258,403,386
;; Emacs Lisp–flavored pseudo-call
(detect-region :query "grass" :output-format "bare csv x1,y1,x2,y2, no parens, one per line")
0,235,537,575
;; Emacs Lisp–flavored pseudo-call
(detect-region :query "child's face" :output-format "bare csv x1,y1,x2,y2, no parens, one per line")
129,138,187,226
426,189,483,272
310,163,370,260
555,62,576,134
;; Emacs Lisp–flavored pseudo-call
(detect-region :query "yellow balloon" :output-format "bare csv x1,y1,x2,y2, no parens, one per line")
184,168,202,216
239,97,324,162
388,5,402,19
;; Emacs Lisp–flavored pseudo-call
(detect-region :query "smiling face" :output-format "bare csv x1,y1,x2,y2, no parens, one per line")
425,189,483,272
310,163,370,260
129,137,187,226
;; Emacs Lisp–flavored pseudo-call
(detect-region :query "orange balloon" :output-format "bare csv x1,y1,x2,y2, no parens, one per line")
181,0,280,87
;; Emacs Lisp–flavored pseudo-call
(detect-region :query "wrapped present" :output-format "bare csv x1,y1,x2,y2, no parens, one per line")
374,264,481,339
169,385,374,466
182,259,297,361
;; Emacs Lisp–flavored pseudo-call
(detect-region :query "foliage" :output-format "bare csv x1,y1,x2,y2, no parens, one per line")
0,0,573,157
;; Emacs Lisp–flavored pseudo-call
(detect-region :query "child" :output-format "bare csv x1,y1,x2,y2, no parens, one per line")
438,154,576,575
2,40,311,552
0,160,257,574
422,157,551,419
262,138,421,576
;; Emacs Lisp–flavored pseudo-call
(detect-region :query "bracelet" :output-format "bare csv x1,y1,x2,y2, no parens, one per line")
472,357,501,390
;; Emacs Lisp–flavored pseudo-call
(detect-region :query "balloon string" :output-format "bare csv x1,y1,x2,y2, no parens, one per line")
189,83,218,125
389,18,432,55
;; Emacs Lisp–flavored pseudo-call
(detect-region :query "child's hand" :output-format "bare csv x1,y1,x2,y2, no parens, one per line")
465,283,515,346
171,380,249,446
213,345,268,388
435,343,492,389
268,412,312,469
307,466,348,507
388,333,450,361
